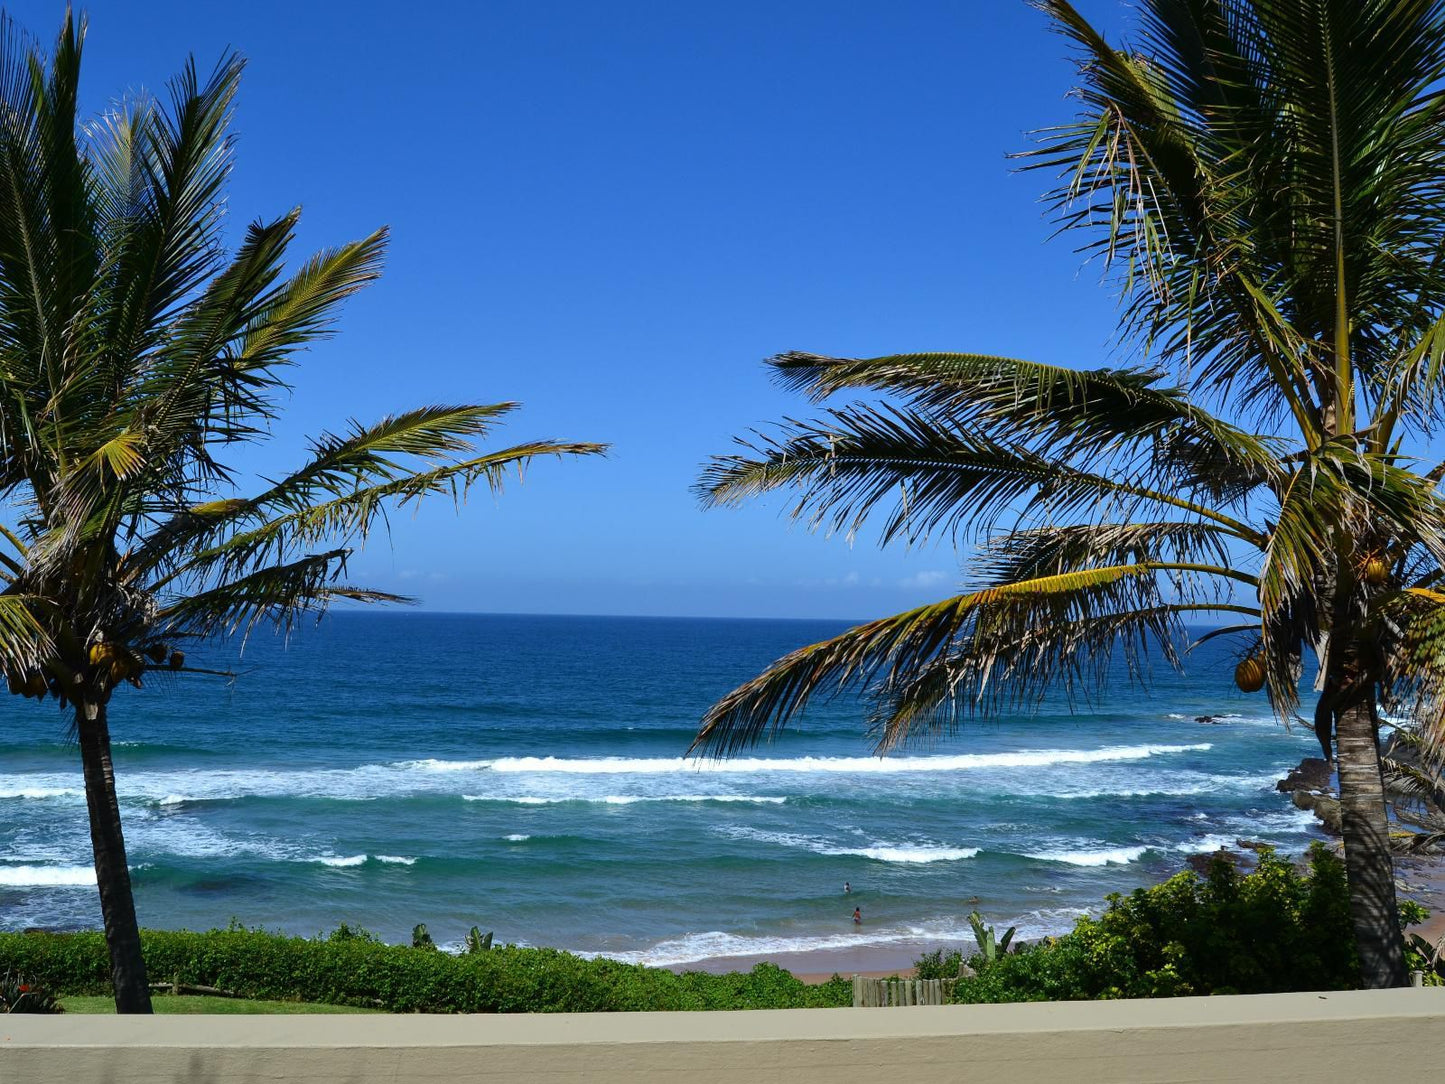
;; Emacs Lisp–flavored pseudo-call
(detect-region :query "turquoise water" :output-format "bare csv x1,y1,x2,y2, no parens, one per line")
0,613,1321,964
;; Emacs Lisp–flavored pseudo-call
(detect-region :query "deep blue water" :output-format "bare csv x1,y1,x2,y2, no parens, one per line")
0,613,1320,964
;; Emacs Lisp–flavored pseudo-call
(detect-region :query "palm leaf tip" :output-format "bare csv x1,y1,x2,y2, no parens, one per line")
767,351,854,397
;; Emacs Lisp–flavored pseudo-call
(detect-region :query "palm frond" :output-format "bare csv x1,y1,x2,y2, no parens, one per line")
130,406,604,586
770,351,1288,491
692,563,1204,755
153,550,405,640
0,593,52,674
698,403,1261,546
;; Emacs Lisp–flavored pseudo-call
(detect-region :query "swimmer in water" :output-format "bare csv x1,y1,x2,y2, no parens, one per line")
853,907,862,925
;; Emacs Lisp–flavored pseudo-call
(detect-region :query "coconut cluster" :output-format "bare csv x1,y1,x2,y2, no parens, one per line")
1234,655,1266,693
3,640,185,703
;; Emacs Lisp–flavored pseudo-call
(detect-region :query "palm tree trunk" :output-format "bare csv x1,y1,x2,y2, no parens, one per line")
1334,695,1407,988
76,698,152,1013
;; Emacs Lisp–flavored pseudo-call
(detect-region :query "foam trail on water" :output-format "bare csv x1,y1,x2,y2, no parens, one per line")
718,826,978,864
0,786,79,800
1026,846,1150,867
475,744,1212,775
463,794,786,806
314,854,367,868
582,910,1088,967
0,865,97,887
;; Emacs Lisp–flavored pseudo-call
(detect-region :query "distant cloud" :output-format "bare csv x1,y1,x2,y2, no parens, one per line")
396,569,448,583
899,570,952,590
793,570,870,589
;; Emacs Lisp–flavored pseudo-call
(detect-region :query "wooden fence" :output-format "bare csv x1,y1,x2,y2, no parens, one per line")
851,976,954,1007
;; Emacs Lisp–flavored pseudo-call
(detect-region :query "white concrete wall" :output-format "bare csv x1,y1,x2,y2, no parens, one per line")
4,988,1445,1083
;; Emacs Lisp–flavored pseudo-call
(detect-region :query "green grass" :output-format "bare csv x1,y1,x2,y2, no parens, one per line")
60,994,382,1014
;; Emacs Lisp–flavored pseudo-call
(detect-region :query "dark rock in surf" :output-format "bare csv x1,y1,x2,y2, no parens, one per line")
1276,757,1332,794
1186,849,1241,875
1289,788,1342,835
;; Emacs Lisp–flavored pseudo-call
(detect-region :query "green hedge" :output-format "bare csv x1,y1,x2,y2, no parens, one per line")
0,928,850,1012
949,845,1373,1002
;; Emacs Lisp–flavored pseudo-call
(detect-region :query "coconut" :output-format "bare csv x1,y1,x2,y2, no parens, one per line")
1235,655,1266,693
1362,556,1388,586
144,644,167,665
23,672,47,698
168,650,184,670
88,642,110,666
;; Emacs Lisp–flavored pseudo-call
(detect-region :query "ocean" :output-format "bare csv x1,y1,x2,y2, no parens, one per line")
0,613,1322,968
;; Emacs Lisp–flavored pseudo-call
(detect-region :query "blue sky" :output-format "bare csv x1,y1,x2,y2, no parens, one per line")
12,0,1134,619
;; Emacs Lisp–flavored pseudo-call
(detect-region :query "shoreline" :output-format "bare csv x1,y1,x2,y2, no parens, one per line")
665,942,937,981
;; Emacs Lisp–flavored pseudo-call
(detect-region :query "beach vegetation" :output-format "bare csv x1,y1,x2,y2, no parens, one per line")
0,928,853,1013
1406,929,1445,985
692,0,1445,988
966,910,1016,967
2,970,63,1013
0,13,603,1013
912,947,966,981
464,926,496,954
60,993,384,1014
946,846,1364,1001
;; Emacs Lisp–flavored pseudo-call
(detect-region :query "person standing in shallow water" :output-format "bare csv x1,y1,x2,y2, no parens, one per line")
853,907,861,925
844,881,850,894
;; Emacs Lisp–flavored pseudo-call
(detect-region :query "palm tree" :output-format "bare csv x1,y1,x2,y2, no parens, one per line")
691,0,1445,989
0,15,603,1012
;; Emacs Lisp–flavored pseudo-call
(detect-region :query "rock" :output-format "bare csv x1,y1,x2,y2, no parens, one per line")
1276,757,1332,794
1290,788,1342,834
1235,839,1271,853
1186,848,1240,875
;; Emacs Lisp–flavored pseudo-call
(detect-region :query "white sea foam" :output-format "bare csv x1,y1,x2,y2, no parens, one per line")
1174,835,1237,854
582,927,965,966
0,742,1211,810
463,793,786,806
1048,783,1216,800
0,865,97,887
0,785,79,800
1026,845,1150,867
479,744,1211,776
375,855,416,866
580,908,1086,967
126,817,298,864
315,854,368,868
405,759,494,772
604,794,787,806
718,826,977,863
504,834,530,842
848,845,980,863
1221,806,1322,839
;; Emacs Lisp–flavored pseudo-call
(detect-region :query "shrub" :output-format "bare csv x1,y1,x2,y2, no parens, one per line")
949,845,1369,1003
0,927,850,1012
913,947,964,980
1,970,63,1013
